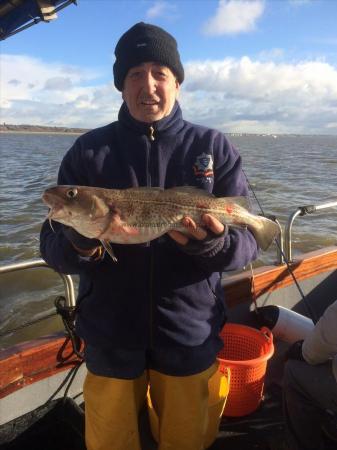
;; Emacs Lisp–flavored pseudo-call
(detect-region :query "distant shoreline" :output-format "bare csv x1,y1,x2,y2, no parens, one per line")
0,125,335,138
0,124,90,135
0,130,84,135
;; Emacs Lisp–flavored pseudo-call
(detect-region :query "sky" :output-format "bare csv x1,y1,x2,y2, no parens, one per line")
1,0,337,135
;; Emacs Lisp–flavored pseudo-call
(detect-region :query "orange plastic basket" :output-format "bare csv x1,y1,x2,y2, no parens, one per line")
217,323,274,417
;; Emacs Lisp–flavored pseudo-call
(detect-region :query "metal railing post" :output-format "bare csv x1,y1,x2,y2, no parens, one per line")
0,258,76,307
284,200,337,262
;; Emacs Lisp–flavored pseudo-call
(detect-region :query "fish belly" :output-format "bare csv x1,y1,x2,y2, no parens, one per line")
106,225,172,244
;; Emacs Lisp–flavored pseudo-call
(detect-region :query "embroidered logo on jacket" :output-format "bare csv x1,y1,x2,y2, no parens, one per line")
193,153,214,183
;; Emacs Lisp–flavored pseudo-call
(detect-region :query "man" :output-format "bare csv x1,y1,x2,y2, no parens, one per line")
283,299,337,450
40,22,258,450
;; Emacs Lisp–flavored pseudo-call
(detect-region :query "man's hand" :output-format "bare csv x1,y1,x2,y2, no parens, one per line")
62,226,102,257
168,214,225,245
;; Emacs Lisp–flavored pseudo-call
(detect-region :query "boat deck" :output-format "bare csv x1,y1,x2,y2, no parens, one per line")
1,382,335,450
1,248,337,450
140,382,285,450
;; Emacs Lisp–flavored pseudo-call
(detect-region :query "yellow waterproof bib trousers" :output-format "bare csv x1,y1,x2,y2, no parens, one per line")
83,361,229,450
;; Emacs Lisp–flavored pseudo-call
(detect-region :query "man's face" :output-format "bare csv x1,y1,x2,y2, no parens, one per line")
122,62,180,123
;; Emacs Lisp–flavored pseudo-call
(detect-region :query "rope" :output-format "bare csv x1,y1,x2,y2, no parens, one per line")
54,296,84,359
43,360,84,406
41,295,85,406
243,170,318,324
243,170,266,216
249,263,258,312
274,242,318,323
0,294,85,405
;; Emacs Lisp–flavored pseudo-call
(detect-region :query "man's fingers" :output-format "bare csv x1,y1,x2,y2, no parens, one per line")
202,214,224,235
168,230,189,246
168,214,224,246
182,217,207,240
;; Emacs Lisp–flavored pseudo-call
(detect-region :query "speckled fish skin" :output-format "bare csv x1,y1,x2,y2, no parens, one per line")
42,185,279,250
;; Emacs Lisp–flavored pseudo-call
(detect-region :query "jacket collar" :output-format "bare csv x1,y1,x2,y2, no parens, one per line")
118,101,184,136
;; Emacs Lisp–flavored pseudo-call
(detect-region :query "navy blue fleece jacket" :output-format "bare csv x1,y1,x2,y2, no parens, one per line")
40,101,258,375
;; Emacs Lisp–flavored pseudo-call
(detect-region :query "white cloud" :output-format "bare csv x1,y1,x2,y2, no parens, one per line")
179,57,337,134
44,76,73,91
1,54,121,127
203,0,265,36
2,54,96,100
257,48,285,61
8,79,21,86
2,53,337,134
146,1,178,20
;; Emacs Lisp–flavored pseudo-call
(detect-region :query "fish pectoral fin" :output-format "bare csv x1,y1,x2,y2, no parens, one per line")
91,195,110,218
100,240,118,263
100,220,140,240
90,195,110,219
115,224,140,236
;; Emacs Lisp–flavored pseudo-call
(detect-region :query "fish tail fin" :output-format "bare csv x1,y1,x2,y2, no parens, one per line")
251,216,280,251
100,240,118,263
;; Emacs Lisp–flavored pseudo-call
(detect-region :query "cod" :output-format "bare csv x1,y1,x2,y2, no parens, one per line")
42,185,279,261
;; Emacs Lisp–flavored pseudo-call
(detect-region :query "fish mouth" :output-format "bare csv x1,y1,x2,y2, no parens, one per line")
44,203,65,233
46,204,63,218
42,193,65,218
42,192,54,206
42,192,61,208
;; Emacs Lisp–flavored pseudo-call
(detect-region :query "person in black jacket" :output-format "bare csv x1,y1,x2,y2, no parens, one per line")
40,22,259,450
282,300,337,450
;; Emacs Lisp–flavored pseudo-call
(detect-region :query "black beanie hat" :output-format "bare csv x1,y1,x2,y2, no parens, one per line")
113,22,184,91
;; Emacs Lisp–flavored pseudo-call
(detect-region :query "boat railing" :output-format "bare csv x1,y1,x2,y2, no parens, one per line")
0,258,76,308
284,200,337,262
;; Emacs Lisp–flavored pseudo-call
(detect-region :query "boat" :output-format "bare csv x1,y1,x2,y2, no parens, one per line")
1,200,337,450
1,3,336,447
0,0,77,40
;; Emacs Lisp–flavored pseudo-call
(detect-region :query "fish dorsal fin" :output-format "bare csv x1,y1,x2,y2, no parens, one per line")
127,187,164,193
167,186,215,197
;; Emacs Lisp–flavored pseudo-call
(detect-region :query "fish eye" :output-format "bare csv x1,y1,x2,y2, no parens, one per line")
66,188,78,199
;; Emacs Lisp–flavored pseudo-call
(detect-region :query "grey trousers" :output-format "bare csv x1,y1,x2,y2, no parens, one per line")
283,359,337,450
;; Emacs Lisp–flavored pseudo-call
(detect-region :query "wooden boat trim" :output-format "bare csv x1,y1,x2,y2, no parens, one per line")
0,332,82,399
223,246,337,308
1,247,336,398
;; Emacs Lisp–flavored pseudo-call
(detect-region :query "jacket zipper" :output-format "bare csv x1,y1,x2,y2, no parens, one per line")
149,125,155,142
148,124,155,349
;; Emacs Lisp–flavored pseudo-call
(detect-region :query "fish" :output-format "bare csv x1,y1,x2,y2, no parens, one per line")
42,185,280,261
